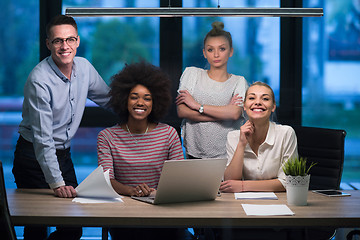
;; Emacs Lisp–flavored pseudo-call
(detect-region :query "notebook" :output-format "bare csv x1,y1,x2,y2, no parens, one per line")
131,158,227,204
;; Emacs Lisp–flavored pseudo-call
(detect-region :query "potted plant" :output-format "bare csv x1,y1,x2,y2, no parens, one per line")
282,156,317,206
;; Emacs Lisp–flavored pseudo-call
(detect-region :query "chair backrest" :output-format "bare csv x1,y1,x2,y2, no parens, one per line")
292,126,346,190
0,161,17,240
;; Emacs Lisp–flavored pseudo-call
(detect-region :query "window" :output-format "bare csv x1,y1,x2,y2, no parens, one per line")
182,0,280,102
63,0,160,83
303,0,360,184
62,0,160,184
0,0,39,188
2,1,359,238
2,0,358,194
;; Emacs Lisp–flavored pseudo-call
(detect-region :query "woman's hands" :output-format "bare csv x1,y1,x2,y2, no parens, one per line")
219,180,243,193
239,120,255,147
127,183,154,197
110,179,155,197
176,91,243,110
176,90,243,121
176,90,200,111
230,94,243,106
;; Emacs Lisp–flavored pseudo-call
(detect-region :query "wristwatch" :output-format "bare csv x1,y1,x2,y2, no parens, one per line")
198,105,204,114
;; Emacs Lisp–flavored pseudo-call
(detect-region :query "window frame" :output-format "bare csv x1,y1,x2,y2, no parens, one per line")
41,0,302,128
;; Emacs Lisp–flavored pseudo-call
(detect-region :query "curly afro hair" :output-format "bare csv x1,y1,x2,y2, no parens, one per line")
109,61,172,123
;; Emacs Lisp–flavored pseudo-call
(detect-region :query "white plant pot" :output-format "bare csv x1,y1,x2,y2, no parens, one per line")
285,174,310,206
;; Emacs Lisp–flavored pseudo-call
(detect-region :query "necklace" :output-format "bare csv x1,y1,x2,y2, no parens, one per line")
125,124,149,144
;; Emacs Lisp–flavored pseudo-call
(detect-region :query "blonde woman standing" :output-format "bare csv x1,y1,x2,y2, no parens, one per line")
176,21,248,159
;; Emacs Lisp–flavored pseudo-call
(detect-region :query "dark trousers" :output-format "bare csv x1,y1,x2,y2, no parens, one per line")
12,135,82,240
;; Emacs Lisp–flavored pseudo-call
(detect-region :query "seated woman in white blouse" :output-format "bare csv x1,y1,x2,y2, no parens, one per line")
220,81,298,193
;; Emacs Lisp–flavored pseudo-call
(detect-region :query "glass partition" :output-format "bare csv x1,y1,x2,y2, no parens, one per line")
61,0,160,184
182,0,280,103
303,0,360,184
1,0,358,197
0,0,39,188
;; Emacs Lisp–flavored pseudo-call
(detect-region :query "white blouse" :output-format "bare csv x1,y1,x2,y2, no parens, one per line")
178,67,248,158
226,122,298,187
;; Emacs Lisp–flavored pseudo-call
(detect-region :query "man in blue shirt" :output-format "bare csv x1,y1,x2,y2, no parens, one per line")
12,15,111,240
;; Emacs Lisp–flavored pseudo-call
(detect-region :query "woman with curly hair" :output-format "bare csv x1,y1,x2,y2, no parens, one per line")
97,61,183,198
97,62,185,240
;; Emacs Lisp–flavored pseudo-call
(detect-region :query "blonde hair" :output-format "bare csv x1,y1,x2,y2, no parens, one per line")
245,81,276,104
204,21,232,49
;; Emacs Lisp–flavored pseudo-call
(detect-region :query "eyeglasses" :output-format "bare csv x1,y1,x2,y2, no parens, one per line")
51,36,78,47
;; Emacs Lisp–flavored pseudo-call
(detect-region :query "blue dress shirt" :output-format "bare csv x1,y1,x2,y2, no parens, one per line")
19,56,111,189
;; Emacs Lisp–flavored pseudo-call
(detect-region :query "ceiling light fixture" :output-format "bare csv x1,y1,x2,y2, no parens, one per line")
65,7,323,18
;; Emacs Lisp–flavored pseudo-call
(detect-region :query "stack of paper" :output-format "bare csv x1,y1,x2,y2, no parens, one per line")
72,166,123,203
235,192,278,200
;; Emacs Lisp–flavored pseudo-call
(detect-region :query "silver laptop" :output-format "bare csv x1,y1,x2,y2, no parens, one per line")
131,158,227,205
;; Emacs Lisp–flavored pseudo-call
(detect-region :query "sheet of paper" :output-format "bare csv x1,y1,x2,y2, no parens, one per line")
73,197,123,204
72,166,124,203
242,204,294,216
235,192,278,200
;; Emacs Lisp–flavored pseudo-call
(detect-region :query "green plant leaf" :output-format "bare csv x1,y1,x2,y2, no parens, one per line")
282,156,317,176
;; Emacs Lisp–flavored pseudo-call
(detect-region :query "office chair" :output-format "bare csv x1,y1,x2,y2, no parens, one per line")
292,126,346,240
347,230,360,240
208,126,348,240
0,160,17,240
292,126,346,190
